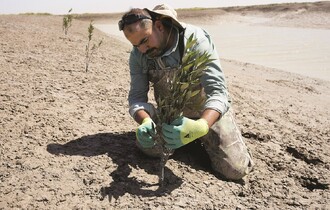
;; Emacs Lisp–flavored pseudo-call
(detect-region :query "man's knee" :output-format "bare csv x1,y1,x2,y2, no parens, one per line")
210,151,253,180
202,108,254,180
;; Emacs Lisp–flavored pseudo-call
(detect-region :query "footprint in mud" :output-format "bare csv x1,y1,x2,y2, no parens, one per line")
286,146,323,165
298,176,329,191
242,131,272,142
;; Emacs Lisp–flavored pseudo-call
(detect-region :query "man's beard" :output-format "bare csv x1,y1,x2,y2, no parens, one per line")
145,37,168,58
145,48,162,58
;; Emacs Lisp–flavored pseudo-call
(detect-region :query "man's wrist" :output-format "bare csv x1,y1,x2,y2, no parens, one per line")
135,110,151,124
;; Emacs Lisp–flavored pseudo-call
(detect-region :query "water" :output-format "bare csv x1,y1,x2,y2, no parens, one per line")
204,23,330,81
96,24,129,44
95,23,330,81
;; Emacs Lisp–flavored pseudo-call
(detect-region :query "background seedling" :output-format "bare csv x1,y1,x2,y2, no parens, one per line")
62,8,73,35
85,21,103,72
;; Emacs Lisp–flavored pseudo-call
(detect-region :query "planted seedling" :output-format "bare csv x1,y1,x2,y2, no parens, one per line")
85,21,103,72
62,8,73,35
155,34,214,186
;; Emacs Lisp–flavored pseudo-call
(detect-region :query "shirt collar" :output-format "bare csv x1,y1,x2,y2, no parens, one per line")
162,26,179,57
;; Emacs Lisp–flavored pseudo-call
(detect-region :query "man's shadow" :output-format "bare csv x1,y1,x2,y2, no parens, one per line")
47,131,213,200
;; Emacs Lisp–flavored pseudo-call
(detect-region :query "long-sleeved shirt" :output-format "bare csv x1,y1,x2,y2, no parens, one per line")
128,23,230,119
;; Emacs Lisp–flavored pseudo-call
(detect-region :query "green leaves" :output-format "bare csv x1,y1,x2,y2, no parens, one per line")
184,34,197,53
85,21,103,72
62,8,73,35
88,21,94,41
155,33,214,186
156,34,214,124
180,82,189,91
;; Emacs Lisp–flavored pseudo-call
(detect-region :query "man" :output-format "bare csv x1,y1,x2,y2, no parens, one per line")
118,4,253,180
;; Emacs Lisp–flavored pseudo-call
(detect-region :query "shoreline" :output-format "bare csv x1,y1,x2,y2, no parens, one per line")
94,22,330,82
75,1,330,29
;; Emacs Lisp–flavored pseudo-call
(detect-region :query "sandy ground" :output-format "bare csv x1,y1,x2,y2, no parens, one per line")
1,2,329,209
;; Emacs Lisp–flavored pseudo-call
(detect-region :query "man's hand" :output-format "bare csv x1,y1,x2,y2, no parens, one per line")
136,118,156,148
162,116,209,149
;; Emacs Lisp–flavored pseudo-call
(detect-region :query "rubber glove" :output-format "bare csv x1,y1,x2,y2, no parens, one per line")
162,116,209,149
136,118,156,148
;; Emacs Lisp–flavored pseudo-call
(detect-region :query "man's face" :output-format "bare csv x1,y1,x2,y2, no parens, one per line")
124,21,168,58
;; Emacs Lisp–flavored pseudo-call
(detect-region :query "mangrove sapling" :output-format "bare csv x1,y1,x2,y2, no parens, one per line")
155,34,214,186
62,8,73,35
85,21,103,72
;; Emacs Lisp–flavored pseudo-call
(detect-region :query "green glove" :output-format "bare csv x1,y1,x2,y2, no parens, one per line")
162,116,209,149
136,118,156,148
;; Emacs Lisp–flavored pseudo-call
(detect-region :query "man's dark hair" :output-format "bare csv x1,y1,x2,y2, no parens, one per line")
119,9,153,32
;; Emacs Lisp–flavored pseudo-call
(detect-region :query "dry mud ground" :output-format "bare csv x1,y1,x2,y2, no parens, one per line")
1,2,330,209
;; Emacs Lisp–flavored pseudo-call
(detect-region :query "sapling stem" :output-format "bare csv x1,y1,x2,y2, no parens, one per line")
155,34,213,186
85,21,103,72
62,8,73,35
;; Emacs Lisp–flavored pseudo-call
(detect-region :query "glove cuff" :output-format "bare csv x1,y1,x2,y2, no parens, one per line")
142,117,152,124
197,118,209,135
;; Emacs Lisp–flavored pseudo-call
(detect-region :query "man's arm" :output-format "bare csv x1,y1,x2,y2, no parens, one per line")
200,108,221,128
193,27,230,117
128,50,151,120
134,109,151,124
